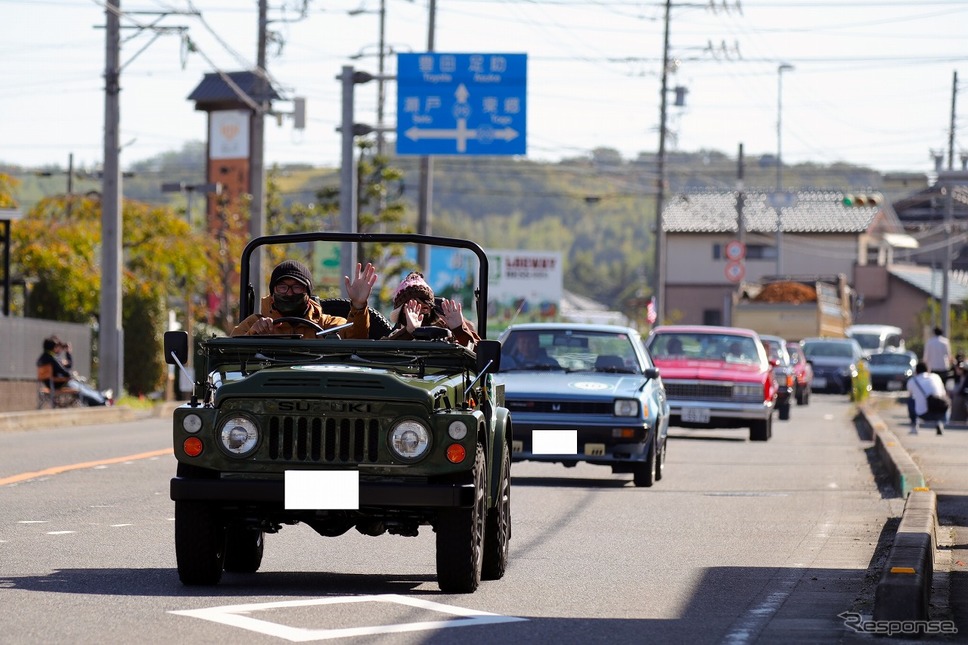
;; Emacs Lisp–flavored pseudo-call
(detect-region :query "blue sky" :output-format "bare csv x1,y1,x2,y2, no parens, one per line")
2,0,966,178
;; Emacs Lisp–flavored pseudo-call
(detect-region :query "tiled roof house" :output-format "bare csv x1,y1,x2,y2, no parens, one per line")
659,189,953,339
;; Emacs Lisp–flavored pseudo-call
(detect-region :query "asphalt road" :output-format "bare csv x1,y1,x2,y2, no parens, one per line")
0,395,903,644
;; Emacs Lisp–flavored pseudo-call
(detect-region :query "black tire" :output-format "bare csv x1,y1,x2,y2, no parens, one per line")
482,447,511,581
654,435,667,481
175,501,225,585
633,436,657,487
778,402,791,421
224,526,264,573
436,444,486,593
750,416,772,442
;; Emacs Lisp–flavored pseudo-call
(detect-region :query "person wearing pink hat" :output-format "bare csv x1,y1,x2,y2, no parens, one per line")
386,272,480,349
232,259,377,339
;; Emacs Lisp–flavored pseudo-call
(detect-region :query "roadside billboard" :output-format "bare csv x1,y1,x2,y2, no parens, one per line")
488,250,563,332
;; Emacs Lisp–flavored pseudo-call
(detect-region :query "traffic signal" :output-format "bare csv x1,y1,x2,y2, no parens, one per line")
841,193,882,207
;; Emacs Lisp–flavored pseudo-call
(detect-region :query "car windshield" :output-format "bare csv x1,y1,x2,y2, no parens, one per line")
650,332,760,365
760,339,788,364
802,342,854,359
501,329,640,373
849,333,882,351
868,353,914,366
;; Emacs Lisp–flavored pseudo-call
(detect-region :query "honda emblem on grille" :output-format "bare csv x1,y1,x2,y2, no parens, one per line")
552,404,561,411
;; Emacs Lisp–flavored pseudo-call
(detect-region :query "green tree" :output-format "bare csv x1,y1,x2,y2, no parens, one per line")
12,193,218,395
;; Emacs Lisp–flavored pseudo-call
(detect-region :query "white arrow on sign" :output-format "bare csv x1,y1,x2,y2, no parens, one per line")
404,120,520,152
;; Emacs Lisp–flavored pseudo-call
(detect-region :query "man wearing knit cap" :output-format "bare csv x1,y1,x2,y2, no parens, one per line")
231,260,378,339
386,272,480,349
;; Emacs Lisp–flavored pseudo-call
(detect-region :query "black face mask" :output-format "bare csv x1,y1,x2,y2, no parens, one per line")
273,293,308,316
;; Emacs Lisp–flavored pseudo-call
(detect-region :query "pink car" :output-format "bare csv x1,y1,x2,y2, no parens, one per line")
646,325,778,442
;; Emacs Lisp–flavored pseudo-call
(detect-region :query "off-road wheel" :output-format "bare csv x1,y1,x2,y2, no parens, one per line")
175,501,225,585
436,444,485,593
750,416,772,442
224,526,264,573
632,437,657,487
482,447,511,580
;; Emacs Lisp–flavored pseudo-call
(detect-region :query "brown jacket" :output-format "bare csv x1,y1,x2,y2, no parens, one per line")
231,295,370,340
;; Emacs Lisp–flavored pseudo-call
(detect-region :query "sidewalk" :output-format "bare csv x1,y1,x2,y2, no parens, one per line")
862,394,968,634
0,401,182,432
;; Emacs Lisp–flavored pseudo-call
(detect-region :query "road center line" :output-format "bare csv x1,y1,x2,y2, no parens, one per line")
0,448,172,486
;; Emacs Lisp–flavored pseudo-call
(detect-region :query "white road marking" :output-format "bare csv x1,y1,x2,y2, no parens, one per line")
170,594,527,642
721,518,836,643
17,521,48,524
111,524,133,527
46,531,75,535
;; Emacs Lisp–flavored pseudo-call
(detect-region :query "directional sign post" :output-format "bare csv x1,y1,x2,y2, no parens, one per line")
396,53,527,156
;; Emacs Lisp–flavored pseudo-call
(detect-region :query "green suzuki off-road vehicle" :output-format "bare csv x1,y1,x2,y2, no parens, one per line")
164,232,511,593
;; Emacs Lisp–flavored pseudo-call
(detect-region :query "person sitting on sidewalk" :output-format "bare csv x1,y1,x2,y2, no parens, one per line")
906,361,949,435
36,336,110,406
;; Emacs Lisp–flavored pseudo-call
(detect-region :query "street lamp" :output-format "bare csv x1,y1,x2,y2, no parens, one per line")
161,181,222,226
775,62,794,275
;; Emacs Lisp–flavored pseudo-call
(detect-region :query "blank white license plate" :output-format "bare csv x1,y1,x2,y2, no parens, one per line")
682,408,710,423
887,381,902,391
285,471,358,510
812,377,827,389
533,430,577,454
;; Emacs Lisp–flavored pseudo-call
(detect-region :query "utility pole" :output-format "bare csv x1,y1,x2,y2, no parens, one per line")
416,0,436,270
100,0,123,399
653,0,671,325
339,66,360,283
948,70,958,172
941,71,959,337
249,0,269,294
736,143,745,245
376,0,388,156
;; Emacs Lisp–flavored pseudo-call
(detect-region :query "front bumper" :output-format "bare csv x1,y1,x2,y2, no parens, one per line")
669,399,773,428
170,476,476,508
510,418,651,464
811,368,854,393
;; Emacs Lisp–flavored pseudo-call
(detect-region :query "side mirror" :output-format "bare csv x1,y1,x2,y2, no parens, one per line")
476,339,502,373
164,331,189,365
644,367,660,380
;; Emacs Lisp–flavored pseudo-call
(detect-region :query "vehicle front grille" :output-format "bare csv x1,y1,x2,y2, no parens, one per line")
265,416,380,463
506,400,613,415
664,382,734,401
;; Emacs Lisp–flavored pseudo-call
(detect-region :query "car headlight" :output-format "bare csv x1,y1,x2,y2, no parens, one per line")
614,399,640,417
389,420,431,461
219,415,259,456
733,384,761,398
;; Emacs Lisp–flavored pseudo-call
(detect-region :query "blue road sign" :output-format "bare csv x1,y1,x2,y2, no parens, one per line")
396,52,527,156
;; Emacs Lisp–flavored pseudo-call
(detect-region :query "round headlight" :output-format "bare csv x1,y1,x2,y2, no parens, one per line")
182,413,203,434
389,420,431,461
219,416,259,456
448,420,468,440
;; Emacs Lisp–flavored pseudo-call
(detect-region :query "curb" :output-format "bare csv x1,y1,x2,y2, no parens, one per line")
0,402,178,432
873,489,938,621
860,403,926,497
858,403,938,622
